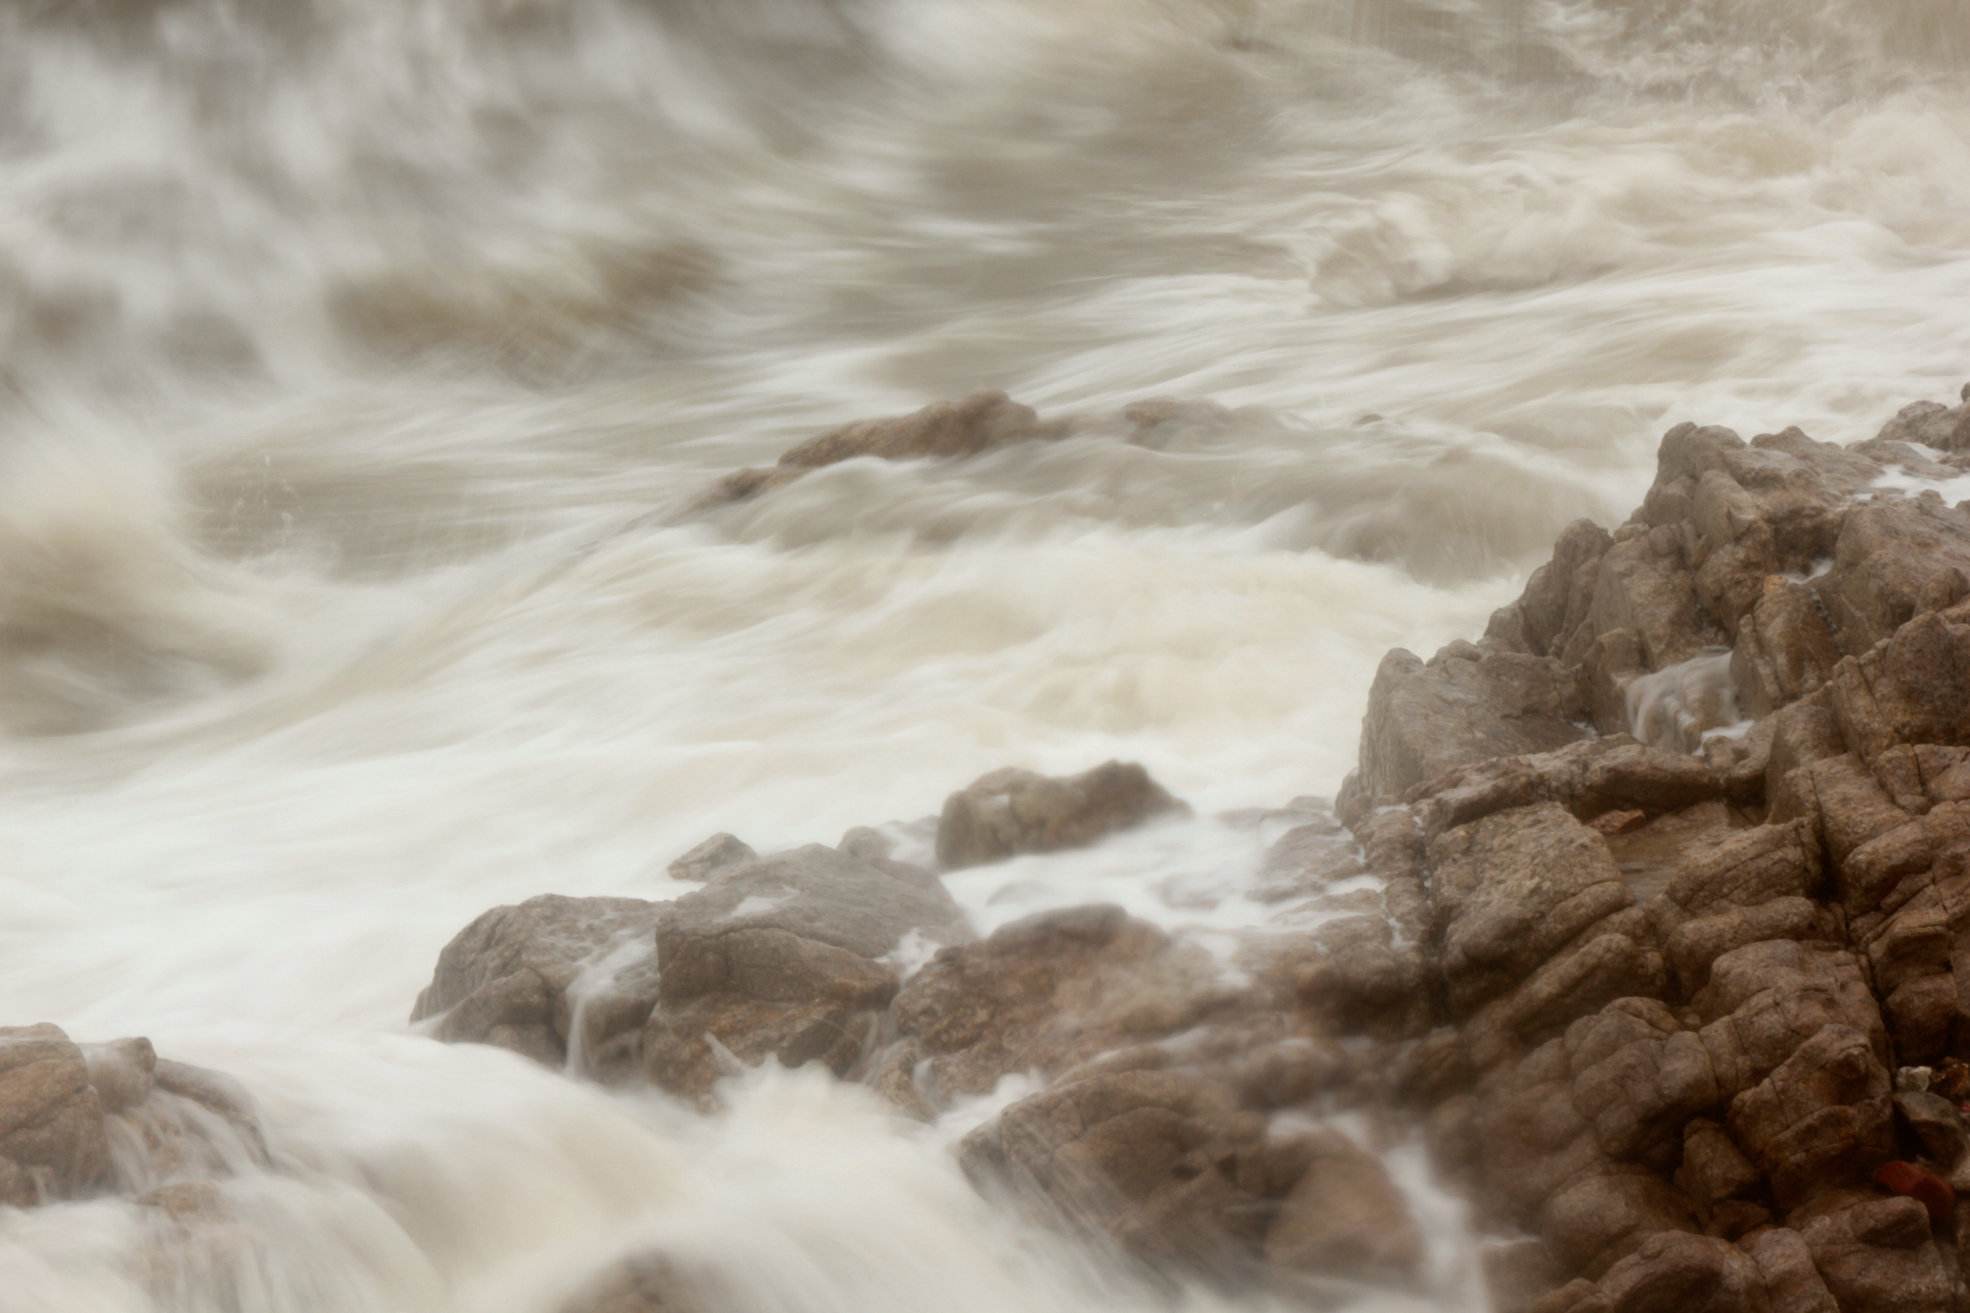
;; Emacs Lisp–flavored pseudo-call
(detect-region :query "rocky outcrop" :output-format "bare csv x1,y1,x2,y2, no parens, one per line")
701,390,1064,506
0,1024,266,1209
935,760,1185,870
1325,389,1970,1311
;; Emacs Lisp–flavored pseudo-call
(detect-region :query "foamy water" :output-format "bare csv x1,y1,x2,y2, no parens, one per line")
1,1,1967,1309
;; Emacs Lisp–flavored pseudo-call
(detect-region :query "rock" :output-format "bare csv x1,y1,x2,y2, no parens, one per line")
1331,395,1970,1306
0,1023,110,1206
1293,912,1432,1040
82,1037,157,1114
0,1024,265,1211
958,1069,1266,1268
704,391,1061,506
1822,502,1970,656
1742,1228,1839,1313
1425,803,1633,1015
961,1068,1414,1278
884,905,1255,1106
411,893,666,1076
666,833,755,882
645,844,969,1102
1355,645,1591,805
1261,1129,1426,1282
1892,1090,1968,1169
1796,1193,1954,1313
934,761,1185,870
1588,1231,1765,1313
1672,1120,1759,1211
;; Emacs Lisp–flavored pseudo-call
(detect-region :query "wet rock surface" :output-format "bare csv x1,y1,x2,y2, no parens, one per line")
0,1023,266,1210
699,390,1066,507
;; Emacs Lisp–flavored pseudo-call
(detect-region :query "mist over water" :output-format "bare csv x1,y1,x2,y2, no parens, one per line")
2,1,1967,1309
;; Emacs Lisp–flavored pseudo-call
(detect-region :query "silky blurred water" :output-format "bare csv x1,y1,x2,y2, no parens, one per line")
0,1,1966,1309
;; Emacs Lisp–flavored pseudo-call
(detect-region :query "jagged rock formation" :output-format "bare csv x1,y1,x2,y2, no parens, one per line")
1321,390,1970,1312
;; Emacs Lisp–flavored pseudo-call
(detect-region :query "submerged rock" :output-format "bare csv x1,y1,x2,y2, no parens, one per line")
701,390,1063,507
935,760,1185,870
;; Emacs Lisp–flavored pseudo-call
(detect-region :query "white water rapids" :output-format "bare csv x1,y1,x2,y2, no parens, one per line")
1,0,1967,1309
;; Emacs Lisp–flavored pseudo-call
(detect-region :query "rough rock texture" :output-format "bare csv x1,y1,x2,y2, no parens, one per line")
0,1024,266,1209
935,760,1186,870
702,390,1064,506
1330,390,1970,1311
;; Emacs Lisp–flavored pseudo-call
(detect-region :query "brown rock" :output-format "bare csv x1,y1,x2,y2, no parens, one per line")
934,761,1185,870
957,1069,1269,1269
1892,1090,1969,1169
1587,1231,1765,1313
1872,1159,1954,1223
1742,1227,1838,1313
1796,1193,1954,1313
706,391,1059,506
411,893,665,1076
0,1023,110,1206
646,844,968,1102
885,905,1249,1105
1355,645,1591,805
666,833,755,882
1262,1130,1426,1282
1426,803,1633,1015
1725,1024,1892,1208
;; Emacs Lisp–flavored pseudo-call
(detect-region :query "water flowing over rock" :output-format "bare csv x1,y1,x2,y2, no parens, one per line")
701,391,1065,507
0,1024,266,1209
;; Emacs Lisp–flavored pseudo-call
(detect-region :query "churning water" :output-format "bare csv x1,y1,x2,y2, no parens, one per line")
1,1,1967,1309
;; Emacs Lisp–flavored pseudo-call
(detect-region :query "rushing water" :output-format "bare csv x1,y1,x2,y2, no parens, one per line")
2,1,1968,1309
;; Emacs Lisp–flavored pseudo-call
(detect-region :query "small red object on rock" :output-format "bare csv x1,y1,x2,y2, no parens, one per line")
1874,1160,1956,1224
